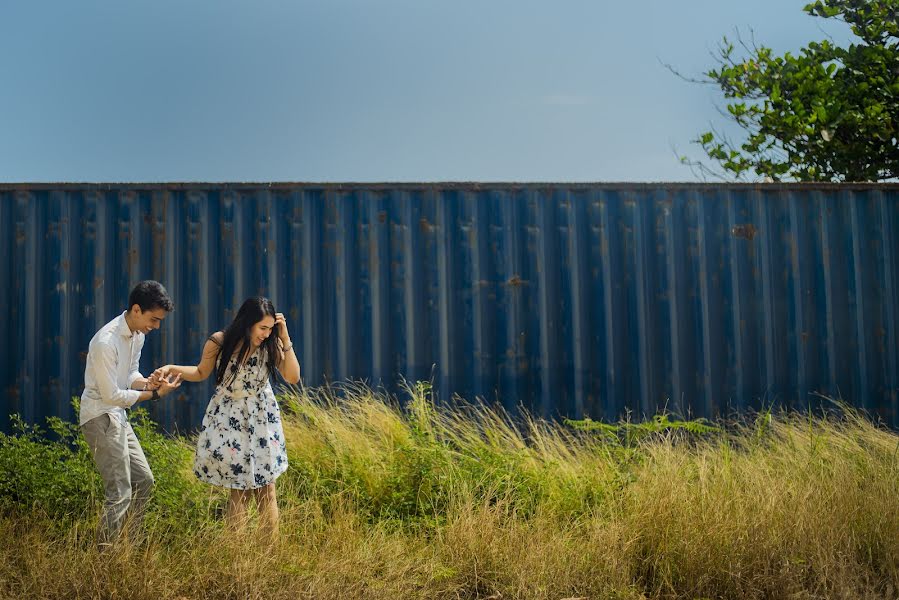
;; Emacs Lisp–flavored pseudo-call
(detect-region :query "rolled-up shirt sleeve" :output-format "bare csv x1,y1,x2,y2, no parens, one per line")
94,342,142,408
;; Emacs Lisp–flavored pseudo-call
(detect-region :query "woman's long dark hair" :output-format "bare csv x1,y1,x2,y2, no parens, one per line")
215,297,279,386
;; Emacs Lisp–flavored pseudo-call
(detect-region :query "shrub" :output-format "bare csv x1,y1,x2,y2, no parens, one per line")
0,399,211,532
0,409,100,524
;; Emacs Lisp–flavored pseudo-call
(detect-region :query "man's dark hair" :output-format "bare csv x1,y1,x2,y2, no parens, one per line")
128,280,174,312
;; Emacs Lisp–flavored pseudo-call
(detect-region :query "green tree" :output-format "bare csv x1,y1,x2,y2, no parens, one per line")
686,0,899,182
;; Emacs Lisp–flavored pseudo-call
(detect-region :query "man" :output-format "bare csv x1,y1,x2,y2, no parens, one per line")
80,280,182,549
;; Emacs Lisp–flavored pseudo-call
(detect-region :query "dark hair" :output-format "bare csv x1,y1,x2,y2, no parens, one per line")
128,280,174,312
215,297,279,386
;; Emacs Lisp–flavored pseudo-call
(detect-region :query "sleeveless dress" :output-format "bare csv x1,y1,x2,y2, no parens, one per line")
193,339,289,490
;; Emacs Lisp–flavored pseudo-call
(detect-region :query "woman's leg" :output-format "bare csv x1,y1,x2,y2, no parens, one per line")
226,489,252,530
254,483,279,538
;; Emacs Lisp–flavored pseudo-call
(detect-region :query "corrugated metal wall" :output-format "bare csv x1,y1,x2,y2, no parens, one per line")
2,183,898,430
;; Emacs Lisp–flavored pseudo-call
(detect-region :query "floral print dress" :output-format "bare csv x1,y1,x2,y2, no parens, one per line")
194,340,288,490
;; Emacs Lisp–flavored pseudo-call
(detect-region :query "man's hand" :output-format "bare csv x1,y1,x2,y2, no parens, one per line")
147,366,174,390
155,372,183,397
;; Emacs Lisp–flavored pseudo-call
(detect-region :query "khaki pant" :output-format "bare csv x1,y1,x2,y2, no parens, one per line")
81,413,155,547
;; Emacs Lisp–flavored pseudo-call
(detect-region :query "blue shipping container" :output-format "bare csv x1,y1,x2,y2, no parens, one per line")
1,183,897,430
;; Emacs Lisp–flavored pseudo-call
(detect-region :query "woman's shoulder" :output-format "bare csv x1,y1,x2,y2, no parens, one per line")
207,331,225,346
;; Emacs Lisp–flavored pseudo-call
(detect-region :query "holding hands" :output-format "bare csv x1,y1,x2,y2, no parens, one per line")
147,368,183,397
148,307,300,389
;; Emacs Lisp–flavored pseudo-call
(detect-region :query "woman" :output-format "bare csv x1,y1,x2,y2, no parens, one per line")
159,297,300,535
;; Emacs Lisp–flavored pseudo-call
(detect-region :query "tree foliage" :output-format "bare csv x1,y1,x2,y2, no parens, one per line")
688,0,899,182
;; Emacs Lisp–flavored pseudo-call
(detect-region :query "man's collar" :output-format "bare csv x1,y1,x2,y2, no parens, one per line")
117,311,136,339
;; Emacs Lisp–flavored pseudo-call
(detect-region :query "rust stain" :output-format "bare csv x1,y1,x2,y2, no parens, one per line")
378,211,387,224
731,223,758,241
507,275,526,287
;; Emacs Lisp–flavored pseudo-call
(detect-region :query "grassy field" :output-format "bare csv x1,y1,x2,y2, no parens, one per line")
0,383,897,599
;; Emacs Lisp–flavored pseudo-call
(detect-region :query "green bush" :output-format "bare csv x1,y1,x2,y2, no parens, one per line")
0,411,100,523
279,382,637,524
0,399,211,531
127,407,216,531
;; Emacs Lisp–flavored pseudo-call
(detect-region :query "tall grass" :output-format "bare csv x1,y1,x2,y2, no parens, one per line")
0,383,896,599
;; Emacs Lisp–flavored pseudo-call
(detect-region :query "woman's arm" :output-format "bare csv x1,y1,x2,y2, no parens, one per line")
161,333,223,383
276,338,301,384
274,313,301,384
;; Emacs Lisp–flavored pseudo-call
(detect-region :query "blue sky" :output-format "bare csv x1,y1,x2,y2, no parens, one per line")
0,1,852,182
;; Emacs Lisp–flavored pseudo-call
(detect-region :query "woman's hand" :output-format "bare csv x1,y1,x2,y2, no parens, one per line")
156,372,183,397
146,366,168,390
275,313,291,345
148,366,174,389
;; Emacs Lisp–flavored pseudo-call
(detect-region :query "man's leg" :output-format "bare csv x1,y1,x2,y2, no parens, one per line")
82,414,132,548
123,421,154,539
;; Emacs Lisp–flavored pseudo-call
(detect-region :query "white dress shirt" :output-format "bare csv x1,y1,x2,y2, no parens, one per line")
79,311,145,426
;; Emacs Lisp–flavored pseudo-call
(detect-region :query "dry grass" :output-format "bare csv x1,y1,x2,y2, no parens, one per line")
1,384,896,599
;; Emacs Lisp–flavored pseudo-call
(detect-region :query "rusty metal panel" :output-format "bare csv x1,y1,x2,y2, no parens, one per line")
1,183,898,431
